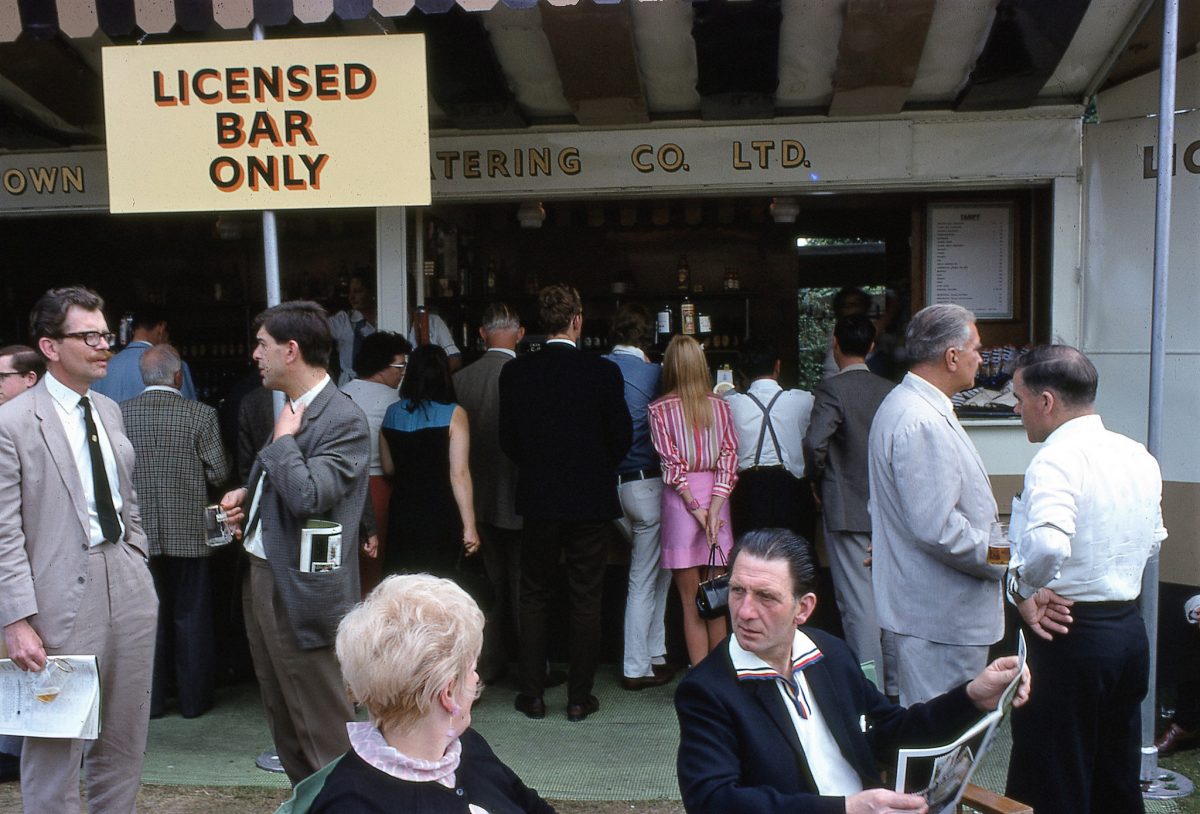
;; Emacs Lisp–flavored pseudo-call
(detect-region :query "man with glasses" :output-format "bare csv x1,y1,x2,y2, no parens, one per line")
0,345,44,406
0,343,43,781
0,286,158,812
868,303,1004,705
340,330,411,594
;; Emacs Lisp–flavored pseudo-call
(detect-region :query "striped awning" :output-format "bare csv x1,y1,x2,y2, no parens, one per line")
4,0,634,38
0,0,1193,151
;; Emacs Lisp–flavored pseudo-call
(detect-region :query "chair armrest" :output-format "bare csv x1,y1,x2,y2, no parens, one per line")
958,783,1033,814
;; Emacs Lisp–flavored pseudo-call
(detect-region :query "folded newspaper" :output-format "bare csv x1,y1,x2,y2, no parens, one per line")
894,631,1027,814
0,655,101,739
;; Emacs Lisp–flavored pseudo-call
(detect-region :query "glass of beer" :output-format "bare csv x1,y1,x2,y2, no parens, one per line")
987,521,1010,566
30,658,72,703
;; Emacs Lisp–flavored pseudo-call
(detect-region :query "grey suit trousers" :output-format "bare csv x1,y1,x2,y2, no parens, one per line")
243,557,352,785
20,543,157,814
824,527,895,695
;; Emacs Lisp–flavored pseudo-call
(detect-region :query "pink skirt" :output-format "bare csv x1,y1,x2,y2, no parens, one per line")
660,470,734,570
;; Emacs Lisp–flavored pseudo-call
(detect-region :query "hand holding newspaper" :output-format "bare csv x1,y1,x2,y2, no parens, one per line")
894,631,1027,814
0,655,101,739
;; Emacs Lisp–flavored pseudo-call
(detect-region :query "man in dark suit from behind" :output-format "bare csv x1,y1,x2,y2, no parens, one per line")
219,301,370,784
122,344,230,719
454,302,525,683
803,314,897,693
499,285,632,722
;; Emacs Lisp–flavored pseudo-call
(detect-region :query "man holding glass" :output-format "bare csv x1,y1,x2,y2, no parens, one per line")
1004,345,1165,814
0,286,158,813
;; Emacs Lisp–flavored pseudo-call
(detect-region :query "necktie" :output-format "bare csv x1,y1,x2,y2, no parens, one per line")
79,396,122,543
352,318,366,367
244,469,266,540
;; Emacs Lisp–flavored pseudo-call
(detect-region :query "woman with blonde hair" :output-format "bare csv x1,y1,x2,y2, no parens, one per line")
648,335,738,667
276,574,554,813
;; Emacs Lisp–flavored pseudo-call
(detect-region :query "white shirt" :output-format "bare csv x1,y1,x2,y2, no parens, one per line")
729,630,863,797
341,379,400,476
724,379,814,478
45,371,125,546
611,344,649,363
244,376,332,559
329,309,377,387
1008,414,1166,602
407,313,462,358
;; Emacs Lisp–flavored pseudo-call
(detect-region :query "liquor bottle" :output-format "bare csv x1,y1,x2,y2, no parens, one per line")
486,261,497,294
681,297,696,336
656,304,672,343
676,255,690,292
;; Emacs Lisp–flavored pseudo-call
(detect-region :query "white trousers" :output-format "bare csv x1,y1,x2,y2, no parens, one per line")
615,477,671,678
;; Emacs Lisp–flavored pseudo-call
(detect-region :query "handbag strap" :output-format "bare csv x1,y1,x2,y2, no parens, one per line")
705,543,728,579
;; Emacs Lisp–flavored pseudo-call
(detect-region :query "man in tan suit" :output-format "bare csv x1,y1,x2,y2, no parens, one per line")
0,285,158,813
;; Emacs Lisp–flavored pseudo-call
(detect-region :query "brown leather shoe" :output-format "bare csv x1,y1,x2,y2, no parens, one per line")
652,663,678,681
622,672,673,691
514,694,545,720
1155,722,1198,755
567,695,600,722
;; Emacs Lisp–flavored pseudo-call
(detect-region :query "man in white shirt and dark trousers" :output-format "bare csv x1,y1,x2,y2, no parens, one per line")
1005,345,1166,814
724,338,816,540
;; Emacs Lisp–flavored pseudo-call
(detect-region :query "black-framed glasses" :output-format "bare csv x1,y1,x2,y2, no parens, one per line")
58,331,116,348
0,371,23,379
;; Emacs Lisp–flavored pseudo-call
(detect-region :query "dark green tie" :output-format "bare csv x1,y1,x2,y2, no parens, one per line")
79,396,122,543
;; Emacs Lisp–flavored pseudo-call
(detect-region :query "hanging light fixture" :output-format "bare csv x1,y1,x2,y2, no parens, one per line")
769,196,799,224
517,201,546,229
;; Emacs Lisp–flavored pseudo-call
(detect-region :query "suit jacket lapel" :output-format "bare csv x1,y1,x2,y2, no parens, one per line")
33,384,90,541
750,679,807,760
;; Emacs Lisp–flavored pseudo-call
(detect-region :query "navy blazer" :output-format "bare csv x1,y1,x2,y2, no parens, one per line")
675,628,980,814
498,343,631,522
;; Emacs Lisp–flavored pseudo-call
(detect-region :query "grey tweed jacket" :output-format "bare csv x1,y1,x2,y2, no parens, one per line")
453,350,521,531
248,380,369,650
122,388,231,558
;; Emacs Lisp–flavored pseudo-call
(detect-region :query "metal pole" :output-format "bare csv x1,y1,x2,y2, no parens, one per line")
252,21,285,421
415,208,425,308
1140,0,1185,800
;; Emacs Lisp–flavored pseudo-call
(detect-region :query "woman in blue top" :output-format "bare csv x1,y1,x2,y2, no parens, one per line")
380,345,480,577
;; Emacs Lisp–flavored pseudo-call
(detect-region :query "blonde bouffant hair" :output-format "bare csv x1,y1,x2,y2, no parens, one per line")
661,334,714,429
336,574,484,733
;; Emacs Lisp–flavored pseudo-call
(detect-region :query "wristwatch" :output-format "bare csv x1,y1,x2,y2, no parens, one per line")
687,497,701,511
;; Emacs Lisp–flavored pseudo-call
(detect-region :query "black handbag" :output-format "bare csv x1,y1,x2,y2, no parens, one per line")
695,544,730,620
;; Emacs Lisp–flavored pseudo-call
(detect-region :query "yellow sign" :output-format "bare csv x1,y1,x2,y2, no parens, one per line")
102,35,430,213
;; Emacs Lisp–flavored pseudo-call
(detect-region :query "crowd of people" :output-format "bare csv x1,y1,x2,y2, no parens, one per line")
0,282,1169,814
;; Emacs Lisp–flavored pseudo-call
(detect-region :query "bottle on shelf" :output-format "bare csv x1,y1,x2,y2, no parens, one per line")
676,254,690,292
656,303,672,343
681,296,697,336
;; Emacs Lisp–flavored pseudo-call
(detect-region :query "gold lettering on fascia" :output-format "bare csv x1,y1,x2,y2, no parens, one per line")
731,140,809,170
1142,141,1200,178
432,148,582,180
2,166,86,196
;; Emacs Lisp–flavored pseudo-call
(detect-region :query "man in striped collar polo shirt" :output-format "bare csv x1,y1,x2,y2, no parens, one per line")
675,528,1029,814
